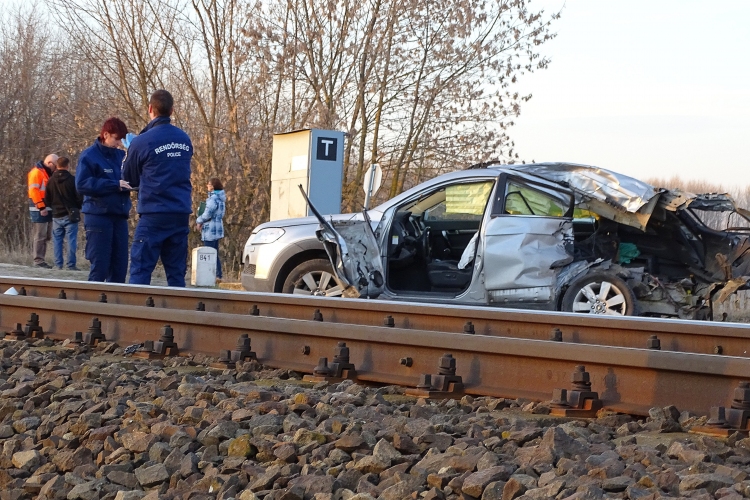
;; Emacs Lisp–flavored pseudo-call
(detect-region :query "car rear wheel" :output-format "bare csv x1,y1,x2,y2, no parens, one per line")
282,259,344,297
562,271,636,316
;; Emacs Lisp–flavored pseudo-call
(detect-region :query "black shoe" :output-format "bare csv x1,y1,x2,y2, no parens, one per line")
35,262,52,269
67,266,81,271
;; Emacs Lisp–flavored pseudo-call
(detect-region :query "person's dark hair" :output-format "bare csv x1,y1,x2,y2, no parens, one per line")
209,177,223,191
99,117,128,141
57,157,70,169
150,89,174,117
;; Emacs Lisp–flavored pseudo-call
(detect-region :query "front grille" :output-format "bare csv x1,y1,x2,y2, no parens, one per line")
243,264,256,276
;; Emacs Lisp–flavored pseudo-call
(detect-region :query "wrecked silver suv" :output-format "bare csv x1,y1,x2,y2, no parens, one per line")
243,163,750,319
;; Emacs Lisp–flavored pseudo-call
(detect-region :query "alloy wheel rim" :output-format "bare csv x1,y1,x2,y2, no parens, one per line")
293,271,343,297
571,280,627,315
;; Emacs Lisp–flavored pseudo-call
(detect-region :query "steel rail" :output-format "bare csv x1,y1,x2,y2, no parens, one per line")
2,276,750,358
0,294,747,417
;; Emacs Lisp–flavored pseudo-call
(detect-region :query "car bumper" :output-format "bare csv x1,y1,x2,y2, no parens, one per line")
241,265,275,293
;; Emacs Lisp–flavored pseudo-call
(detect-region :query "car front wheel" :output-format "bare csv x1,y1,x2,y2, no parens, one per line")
282,259,344,297
562,271,636,316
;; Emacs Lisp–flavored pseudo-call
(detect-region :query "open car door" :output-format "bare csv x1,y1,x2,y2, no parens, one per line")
300,186,385,298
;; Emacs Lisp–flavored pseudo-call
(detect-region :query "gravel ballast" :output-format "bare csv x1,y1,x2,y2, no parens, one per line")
2,337,750,500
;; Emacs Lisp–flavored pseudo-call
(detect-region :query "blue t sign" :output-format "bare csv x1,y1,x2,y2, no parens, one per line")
316,137,337,161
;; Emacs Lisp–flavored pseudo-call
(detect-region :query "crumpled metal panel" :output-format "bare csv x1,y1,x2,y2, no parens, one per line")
583,196,660,231
556,259,602,290
325,218,384,298
483,216,572,291
687,193,738,212
508,163,660,214
657,189,695,211
641,190,740,214
313,224,361,299
300,185,384,298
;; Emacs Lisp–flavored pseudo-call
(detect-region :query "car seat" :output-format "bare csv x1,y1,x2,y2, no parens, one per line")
426,233,477,289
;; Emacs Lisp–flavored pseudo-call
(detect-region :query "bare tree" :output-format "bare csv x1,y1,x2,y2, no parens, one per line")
258,0,559,209
0,3,69,250
50,0,171,125
4,0,560,275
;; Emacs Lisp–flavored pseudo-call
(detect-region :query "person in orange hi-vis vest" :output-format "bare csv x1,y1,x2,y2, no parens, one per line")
28,154,58,268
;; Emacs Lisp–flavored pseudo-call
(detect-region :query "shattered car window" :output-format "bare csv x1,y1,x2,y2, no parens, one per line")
505,182,566,217
688,208,750,232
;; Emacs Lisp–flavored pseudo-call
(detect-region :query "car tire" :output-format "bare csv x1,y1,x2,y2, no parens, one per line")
561,271,637,316
282,259,344,297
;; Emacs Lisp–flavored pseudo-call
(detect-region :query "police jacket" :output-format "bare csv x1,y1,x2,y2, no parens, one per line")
76,139,131,217
122,116,193,215
45,170,83,218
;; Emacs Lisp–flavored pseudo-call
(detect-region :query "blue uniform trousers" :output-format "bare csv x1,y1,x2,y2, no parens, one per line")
129,213,189,287
84,213,129,283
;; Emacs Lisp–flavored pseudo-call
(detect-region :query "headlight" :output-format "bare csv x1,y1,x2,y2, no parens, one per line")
249,227,285,245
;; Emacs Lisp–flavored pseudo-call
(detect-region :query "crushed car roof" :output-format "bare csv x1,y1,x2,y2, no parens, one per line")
501,163,746,230
505,163,660,214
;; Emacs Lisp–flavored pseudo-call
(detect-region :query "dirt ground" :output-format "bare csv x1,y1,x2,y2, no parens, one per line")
0,262,242,289
0,261,169,286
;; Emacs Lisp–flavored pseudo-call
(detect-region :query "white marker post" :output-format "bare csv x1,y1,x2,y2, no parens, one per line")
363,163,383,210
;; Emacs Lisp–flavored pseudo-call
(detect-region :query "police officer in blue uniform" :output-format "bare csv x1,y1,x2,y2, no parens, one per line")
76,118,132,282
123,90,193,286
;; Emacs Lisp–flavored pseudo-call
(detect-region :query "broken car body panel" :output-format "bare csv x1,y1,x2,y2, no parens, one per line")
511,164,750,309
300,185,384,298
481,173,576,300
482,216,573,293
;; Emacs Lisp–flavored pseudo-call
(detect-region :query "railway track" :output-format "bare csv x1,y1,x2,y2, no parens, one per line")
2,276,750,357
2,276,750,420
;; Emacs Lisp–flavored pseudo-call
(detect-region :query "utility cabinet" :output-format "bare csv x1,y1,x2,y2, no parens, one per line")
270,129,345,221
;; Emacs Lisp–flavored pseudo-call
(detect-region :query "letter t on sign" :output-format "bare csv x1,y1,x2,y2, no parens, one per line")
316,137,337,161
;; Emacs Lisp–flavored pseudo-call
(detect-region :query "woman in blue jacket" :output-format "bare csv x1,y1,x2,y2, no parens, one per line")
196,177,226,282
75,118,133,282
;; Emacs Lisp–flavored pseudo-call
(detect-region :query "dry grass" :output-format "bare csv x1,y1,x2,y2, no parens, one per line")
0,238,174,283
0,238,245,286
0,239,89,269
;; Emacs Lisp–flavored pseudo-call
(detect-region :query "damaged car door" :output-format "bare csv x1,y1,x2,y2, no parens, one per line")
300,186,385,298
482,174,575,305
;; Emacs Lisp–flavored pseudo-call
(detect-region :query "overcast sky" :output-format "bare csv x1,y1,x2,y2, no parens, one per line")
511,0,750,187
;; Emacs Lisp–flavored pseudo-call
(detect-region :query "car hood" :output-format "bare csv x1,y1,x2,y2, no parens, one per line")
253,210,384,232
